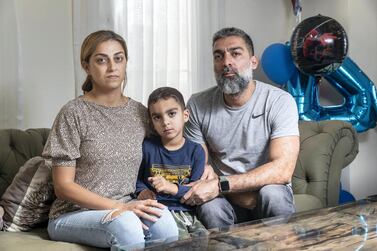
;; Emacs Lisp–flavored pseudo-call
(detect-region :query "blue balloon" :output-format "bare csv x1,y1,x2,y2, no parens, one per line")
339,190,355,204
261,43,297,85
339,183,356,204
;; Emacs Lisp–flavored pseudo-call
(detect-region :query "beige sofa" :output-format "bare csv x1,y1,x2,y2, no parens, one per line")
0,120,359,250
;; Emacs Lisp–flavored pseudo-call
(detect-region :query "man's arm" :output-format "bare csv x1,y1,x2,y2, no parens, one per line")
225,135,299,208
199,143,218,180
181,135,299,206
227,135,299,192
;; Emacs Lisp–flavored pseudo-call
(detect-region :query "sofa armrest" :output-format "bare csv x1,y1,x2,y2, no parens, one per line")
0,128,50,198
292,120,359,208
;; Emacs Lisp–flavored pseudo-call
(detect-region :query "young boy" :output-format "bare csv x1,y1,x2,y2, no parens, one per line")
136,87,207,238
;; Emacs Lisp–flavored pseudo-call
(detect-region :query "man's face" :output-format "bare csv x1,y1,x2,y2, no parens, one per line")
213,36,258,95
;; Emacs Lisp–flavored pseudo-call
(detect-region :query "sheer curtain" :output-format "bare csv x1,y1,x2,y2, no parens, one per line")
0,0,23,129
73,0,224,104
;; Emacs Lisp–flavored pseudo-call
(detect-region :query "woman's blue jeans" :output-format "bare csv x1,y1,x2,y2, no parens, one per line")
48,207,178,249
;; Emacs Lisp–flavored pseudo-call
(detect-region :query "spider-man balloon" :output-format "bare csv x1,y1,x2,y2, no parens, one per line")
291,15,348,75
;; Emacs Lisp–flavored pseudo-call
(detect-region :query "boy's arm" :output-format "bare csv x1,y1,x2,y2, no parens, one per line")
136,165,157,200
136,179,149,195
135,155,150,195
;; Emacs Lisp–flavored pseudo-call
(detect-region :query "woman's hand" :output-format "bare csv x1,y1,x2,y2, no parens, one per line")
137,189,156,200
112,199,166,230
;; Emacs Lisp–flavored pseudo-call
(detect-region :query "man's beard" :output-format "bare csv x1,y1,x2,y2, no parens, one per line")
215,65,253,95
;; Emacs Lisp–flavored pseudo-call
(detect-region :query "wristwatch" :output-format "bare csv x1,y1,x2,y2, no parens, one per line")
218,176,230,193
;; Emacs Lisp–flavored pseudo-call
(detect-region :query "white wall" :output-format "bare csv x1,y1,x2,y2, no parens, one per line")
14,0,75,129
222,0,296,82
223,0,377,199
346,0,377,200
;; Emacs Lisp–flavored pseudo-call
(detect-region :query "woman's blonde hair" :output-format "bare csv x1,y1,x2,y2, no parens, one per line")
80,30,128,93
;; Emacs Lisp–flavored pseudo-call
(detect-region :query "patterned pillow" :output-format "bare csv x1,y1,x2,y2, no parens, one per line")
0,157,55,232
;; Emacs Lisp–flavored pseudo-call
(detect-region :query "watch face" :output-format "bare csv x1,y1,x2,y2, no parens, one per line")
220,176,230,192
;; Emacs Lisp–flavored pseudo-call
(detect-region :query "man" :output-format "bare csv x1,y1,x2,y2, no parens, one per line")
181,27,300,229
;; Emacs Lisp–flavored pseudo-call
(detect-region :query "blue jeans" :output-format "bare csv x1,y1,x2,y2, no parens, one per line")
197,184,295,229
48,207,178,249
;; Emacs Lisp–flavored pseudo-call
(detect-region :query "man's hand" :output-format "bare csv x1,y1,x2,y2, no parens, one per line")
148,176,178,195
180,178,219,206
137,189,156,200
200,164,218,180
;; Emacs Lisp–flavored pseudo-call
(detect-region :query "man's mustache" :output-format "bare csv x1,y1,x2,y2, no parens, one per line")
222,66,239,75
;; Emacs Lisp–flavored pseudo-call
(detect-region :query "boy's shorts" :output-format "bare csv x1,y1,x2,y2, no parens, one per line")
171,210,209,239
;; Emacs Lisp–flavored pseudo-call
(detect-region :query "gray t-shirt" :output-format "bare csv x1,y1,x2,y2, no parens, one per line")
184,81,299,175
43,97,149,219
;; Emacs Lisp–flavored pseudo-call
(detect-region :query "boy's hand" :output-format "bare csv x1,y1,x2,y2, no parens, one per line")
137,189,156,200
148,176,178,195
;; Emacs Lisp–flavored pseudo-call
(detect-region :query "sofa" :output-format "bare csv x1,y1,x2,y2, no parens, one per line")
0,120,359,250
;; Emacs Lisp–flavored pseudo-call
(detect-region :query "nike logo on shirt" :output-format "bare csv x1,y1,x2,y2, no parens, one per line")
252,113,264,119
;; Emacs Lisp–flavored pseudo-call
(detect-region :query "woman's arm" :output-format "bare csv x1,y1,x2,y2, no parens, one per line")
53,166,165,224
52,166,116,209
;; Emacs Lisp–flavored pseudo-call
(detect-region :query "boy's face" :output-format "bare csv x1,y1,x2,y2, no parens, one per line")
149,97,189,144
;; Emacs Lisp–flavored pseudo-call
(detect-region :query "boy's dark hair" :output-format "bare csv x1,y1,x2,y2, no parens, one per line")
212,27,254,56
148,87,186,110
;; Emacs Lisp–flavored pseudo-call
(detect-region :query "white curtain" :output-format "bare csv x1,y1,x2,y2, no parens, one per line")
73,0,224,104
0,1,23,129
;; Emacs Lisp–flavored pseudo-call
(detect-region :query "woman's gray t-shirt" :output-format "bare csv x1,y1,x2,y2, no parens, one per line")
43,97,148,219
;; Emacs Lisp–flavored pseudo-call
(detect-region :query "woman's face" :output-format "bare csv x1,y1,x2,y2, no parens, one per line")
85,40,127,93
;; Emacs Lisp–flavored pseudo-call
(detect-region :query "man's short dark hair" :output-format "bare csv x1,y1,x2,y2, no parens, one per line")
148,87,186,111
212,27,254,56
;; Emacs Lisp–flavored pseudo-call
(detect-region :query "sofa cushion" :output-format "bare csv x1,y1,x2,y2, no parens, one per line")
0,128,50,198
0,228,105,251
294,194,323,213
0,156,55,231
0,205,3,230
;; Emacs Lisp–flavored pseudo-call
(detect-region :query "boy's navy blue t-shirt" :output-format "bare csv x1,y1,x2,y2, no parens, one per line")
136,136,205,211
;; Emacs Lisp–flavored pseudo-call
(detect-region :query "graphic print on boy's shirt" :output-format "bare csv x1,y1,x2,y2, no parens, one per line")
150,164,191,185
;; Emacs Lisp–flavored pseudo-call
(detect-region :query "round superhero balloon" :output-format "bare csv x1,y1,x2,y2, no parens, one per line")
291,14,348,76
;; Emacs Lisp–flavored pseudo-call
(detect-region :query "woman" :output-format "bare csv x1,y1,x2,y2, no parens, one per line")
43,30,178,249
